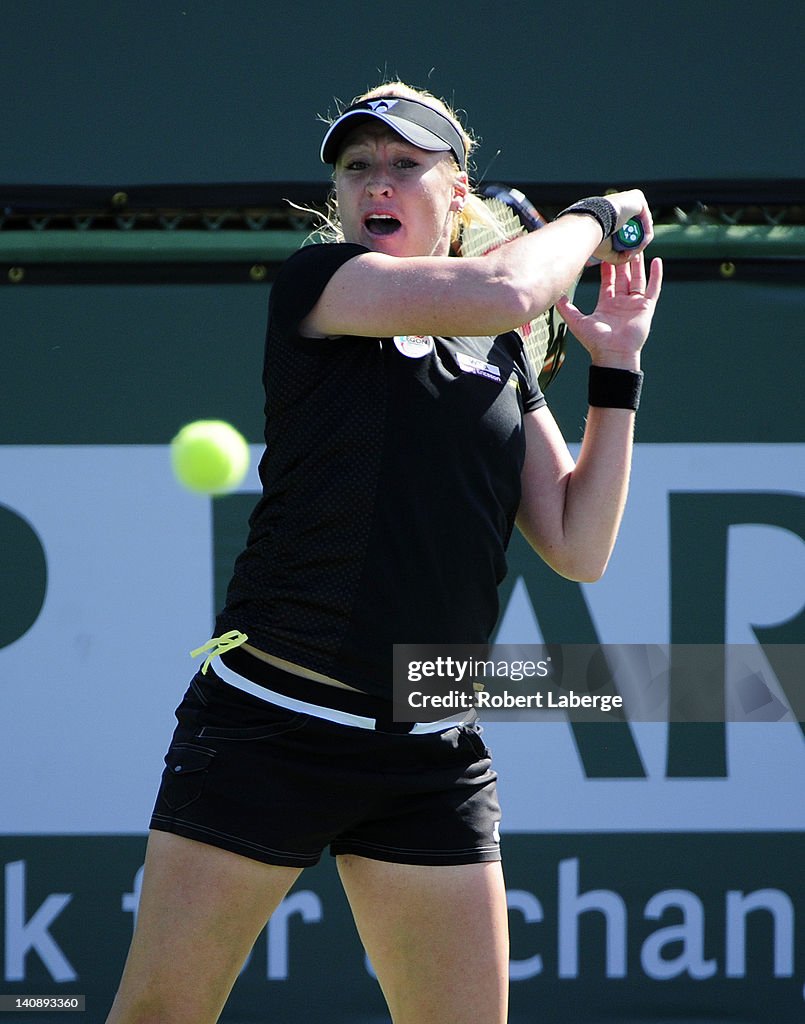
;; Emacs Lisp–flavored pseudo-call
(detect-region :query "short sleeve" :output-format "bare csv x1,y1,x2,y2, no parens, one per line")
269,242,369,336
516,334,547,413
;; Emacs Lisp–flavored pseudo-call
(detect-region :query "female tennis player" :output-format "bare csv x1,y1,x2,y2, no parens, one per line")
107,81,662,1024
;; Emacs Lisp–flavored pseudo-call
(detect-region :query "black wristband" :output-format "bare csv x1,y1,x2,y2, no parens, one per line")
588,365,644,411
556,197,618,241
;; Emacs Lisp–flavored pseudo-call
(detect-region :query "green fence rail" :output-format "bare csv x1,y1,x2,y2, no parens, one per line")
1,224,804,264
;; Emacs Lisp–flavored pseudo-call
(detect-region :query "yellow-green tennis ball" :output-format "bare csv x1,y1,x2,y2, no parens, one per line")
170,420,250,495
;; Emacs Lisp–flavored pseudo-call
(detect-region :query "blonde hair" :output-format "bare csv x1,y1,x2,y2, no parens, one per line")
309,80,495,249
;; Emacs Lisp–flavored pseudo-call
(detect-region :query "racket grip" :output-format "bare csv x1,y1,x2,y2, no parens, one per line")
612,216,646,252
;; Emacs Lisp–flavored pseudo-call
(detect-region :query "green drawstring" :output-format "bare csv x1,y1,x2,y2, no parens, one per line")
190,629,249,674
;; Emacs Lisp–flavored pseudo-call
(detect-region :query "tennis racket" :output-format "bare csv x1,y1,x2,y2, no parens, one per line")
612,216,645,251
458,183,575,390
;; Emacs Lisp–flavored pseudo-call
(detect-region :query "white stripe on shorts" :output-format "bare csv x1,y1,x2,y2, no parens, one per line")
209,657,470,734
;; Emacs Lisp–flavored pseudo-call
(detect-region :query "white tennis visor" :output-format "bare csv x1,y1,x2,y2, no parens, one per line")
320,97,466,171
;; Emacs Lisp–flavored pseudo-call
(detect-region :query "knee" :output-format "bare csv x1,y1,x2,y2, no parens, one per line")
106,989,209,1024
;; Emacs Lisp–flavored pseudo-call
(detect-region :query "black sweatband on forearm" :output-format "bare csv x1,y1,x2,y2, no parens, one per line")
588,365,644,411
556,197,618,241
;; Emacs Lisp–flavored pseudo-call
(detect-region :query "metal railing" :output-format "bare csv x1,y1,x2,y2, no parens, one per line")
2,179,803,284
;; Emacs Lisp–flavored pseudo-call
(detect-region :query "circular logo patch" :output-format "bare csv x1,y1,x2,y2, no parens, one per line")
393,335,434,359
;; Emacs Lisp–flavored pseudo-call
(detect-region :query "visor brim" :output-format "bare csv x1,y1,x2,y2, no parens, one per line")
320,107,465,170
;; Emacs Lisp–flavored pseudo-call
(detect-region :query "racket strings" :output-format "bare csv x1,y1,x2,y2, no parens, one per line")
459,196,557,381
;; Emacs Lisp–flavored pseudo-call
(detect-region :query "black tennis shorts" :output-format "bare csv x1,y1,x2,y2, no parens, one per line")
150,664,502,868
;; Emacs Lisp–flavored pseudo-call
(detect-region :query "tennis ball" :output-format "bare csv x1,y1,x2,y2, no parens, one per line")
170,419,250,495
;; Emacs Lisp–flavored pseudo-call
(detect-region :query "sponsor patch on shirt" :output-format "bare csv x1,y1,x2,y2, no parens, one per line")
456,351,502,382
393,335,434,359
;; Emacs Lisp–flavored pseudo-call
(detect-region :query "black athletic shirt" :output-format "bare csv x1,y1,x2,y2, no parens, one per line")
215,242,546,697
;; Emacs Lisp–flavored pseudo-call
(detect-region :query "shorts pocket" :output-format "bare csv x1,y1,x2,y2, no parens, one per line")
159,743,216,812
193,673,309,741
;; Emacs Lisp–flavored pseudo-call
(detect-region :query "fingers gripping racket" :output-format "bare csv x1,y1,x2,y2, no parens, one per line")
458,184,577,390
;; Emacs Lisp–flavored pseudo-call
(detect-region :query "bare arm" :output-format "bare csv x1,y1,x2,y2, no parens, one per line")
301,190,651,339
516,253,663,581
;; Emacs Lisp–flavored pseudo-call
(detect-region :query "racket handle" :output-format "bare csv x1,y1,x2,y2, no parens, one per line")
612,216,646,252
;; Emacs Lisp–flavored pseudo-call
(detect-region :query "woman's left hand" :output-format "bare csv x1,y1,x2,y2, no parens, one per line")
554,252,663,370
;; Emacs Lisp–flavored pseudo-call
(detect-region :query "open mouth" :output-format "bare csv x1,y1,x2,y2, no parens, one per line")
365,215,401,237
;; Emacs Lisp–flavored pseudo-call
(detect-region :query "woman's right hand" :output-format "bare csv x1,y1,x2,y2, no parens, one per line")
594,189,654,264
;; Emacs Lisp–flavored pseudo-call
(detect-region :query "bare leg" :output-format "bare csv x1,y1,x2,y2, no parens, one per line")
337,855,509,1024
106,831,302,1024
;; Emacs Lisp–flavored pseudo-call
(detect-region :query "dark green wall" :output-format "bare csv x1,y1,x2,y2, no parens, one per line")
2,1,801,185
4,275,803,446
